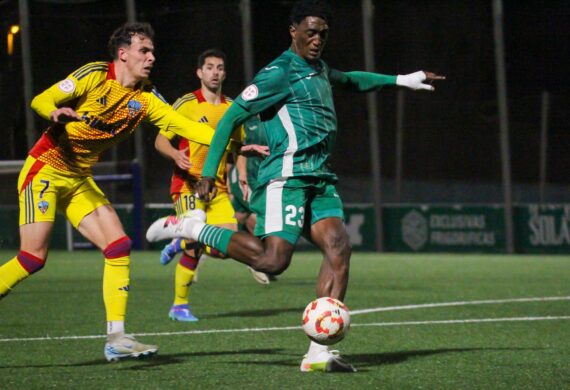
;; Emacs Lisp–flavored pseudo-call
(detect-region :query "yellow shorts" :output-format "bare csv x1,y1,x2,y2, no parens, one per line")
173,190,236,225
18,156,110,228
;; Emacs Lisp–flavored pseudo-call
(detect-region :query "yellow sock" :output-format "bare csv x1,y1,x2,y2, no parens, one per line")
0,257,30,297
174,262,195,306
103,256,130,321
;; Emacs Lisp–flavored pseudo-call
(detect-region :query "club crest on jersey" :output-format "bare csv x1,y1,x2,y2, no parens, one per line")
241,84,258,101
127,100,142,117
37,200,49,214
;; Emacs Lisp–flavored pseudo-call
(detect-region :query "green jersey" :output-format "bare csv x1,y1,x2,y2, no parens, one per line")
234,49,338,186
201,49,396,183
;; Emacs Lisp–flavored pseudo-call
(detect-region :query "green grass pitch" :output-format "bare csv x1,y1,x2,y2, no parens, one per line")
1,250,569,389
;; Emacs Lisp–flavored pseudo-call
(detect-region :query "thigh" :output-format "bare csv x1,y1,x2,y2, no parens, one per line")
64,176,110,228
76,204,126,250
251,179,307,245
310,216,350,253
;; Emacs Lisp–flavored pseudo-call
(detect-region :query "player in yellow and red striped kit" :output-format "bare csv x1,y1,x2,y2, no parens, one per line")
155,49,271,323
0,22,240,362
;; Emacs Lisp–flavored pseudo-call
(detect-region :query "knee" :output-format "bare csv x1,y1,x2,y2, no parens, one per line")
257,252,291,275
103,236,132,265
17,251,47,275
324,230,352,258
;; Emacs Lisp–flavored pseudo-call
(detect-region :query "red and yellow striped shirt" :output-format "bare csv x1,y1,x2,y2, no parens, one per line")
161,89,242,195
29,61,219,176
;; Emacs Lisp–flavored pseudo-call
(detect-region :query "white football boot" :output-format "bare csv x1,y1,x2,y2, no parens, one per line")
146,209,206,242
104,334,158,362
300,349,356,373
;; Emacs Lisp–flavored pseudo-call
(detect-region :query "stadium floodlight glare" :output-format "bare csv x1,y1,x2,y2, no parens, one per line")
7,24,20,56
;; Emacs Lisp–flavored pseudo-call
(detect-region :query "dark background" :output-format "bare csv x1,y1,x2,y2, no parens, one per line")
0,0,568,203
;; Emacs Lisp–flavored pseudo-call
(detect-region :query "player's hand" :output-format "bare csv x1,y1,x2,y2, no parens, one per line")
50,107,81,123
173,147,191,170
240,144,270,158
196,177,217,202
396,71,445,91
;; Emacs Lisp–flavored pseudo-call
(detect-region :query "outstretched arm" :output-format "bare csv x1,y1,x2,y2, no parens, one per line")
329,69,444,92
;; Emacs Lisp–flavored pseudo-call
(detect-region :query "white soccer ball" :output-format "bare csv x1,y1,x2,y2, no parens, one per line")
302,297,350,345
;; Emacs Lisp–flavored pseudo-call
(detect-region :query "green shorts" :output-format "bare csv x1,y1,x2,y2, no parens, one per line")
250,177,344,244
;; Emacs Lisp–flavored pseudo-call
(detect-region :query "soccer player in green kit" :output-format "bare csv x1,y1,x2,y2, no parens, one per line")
147,0,444,372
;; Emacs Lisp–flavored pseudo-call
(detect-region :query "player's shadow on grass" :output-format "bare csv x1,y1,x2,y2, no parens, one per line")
0,347,542,371
243,347,543,372
346,347,536,370
0,348,286,370
206,307,303,319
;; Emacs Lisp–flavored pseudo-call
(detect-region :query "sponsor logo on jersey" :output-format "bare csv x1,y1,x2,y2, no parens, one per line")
97,96,107,107
81,113,116,134
198,116,208,123
37,200,49,214
57,78,76,94
127,100,142,117
241,84,258,101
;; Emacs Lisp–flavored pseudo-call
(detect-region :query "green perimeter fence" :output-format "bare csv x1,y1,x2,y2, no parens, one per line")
0,203,569,253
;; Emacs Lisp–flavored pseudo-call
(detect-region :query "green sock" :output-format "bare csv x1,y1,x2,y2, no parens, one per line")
197,225,235,254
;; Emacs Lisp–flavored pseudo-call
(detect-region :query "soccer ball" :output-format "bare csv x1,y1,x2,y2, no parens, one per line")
302,297,350,345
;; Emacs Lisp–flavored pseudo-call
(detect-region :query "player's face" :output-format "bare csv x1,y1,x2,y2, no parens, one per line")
290,16,329,63
197,56,226,92
121,33,155,81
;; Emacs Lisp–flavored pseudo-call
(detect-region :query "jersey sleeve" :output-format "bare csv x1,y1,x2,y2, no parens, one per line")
328,68,397,92
159,97,194,140
145,92,216,146
234,66,290,115
31,62,108,120
158,128,177,140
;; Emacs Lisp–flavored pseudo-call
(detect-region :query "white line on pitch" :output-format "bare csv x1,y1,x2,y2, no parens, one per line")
352,316,570,327
0,296,568,343
1,316,569,343
350,296,570,315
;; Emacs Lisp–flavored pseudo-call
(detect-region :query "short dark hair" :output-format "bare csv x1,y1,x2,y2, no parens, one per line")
197,48,227,69
108,22,155,59
289,0,332,26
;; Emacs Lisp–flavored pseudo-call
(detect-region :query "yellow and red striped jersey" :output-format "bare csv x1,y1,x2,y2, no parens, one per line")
160,89,243,195
29,61,218,176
